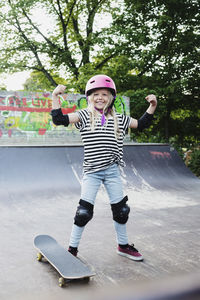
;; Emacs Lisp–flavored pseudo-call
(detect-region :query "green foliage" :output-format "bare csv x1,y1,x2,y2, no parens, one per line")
0,83,7,90
188,150,200,177
23,71,67,92
111,0,200,147
0,0,199,149
0,0,115,87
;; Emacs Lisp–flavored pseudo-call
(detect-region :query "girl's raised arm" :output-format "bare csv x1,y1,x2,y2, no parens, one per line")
51,85,80,126
129,94,157,130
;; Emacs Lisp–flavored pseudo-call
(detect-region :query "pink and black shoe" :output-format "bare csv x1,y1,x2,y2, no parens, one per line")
117,244,143,261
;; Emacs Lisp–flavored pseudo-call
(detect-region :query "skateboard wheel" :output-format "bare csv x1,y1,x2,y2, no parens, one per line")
59,277,65,287
37,252,43,261
82,277,90,284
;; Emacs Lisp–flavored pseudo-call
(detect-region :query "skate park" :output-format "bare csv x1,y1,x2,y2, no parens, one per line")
1,1,200,298
0,142,200,300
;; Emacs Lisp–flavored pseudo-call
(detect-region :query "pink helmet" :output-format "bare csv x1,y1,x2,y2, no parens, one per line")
85,74,116,97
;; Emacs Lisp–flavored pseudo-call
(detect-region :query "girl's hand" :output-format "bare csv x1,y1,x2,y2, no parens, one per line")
145,94,157,107
52,84,66,97
52,85,66,109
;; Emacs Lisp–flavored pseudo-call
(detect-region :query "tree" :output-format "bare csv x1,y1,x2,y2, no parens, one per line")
0,0,199,147
109,0,200,146
0,84,7,91
0,0,118,92
23,71,67,91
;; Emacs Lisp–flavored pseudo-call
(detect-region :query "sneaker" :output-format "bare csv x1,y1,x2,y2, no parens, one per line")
117,244,143,261
68,246,78,257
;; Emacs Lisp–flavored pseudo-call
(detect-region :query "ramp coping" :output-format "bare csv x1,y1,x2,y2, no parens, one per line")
0,142,169,148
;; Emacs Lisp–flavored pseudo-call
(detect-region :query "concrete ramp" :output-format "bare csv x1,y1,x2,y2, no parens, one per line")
0,144,199,197
0,146,82,196
0,144,199,300
123,144,199,194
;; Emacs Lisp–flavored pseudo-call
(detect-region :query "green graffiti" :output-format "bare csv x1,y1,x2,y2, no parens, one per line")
77,97,88,110
0,91,130,141
114,96,127,114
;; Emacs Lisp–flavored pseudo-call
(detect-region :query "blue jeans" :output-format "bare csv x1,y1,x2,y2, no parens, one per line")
81,163,124,205
69,164,129,247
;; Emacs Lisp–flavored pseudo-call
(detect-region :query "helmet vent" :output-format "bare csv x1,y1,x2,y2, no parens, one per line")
106,79,111,82
90,80,95,83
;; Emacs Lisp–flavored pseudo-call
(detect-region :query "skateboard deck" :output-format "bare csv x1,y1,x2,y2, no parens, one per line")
34,234,95,287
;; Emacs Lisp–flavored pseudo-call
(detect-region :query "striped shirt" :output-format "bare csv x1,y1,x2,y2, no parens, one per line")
75,109,131,174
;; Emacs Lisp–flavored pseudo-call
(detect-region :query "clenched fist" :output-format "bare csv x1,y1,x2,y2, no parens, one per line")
145,94,157,107
52,85,66,97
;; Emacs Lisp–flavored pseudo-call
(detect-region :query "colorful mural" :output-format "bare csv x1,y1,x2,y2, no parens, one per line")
0,91,130,144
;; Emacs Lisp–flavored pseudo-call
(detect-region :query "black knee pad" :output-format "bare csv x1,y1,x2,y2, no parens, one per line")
74,199,94,227
111,196,130,224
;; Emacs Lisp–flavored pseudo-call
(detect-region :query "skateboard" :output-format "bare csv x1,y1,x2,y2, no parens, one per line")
34,234,95,287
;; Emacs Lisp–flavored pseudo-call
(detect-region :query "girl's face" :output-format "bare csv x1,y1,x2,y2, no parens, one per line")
92,88,111,110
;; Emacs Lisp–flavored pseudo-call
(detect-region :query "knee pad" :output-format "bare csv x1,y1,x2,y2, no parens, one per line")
74,199,94,227
111,196,130,224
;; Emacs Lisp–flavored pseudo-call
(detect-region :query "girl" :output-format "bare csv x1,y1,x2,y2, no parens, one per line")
51,74,157,261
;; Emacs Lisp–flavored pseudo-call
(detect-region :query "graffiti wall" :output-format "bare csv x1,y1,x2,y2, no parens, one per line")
0,91,130,144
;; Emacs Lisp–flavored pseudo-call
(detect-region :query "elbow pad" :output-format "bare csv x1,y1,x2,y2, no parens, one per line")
138,112,154,132
50,108,69,127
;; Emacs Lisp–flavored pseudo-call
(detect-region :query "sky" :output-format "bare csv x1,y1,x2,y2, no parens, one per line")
0,6,54,91
1,71,31,91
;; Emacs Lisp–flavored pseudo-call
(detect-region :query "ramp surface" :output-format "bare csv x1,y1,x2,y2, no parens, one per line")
0,144,199,300
0,144,199,196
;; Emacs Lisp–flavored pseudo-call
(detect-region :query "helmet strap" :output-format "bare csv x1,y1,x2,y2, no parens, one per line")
95,107,112,126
